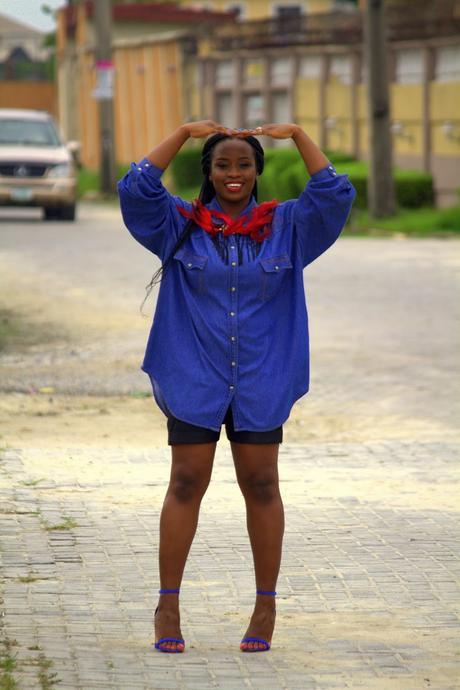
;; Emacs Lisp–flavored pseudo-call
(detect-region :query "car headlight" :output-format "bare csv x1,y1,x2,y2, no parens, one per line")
48,163,73,178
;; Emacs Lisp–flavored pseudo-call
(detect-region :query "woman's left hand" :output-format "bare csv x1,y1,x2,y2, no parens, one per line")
256,124,300,139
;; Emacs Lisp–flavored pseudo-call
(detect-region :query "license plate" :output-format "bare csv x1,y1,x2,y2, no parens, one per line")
11,188,33,201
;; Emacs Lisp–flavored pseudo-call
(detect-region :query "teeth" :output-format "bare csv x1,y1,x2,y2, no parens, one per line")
226,183,242,189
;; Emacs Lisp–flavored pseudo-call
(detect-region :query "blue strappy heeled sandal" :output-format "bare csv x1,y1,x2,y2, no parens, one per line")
154,588,185,653
240,589,276,653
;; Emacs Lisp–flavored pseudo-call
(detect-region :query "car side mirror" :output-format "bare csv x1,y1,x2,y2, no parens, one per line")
66,140,82,168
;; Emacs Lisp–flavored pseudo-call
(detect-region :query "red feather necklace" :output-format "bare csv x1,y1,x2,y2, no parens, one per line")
177,199,278,243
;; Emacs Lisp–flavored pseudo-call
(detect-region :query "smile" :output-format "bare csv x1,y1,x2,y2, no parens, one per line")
225,183,244,191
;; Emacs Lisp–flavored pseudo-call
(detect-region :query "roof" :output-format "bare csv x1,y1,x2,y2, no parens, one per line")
63,1,235,33
0,11,45,37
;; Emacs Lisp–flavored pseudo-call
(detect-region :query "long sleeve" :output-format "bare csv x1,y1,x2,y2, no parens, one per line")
117,157,191,261
292,164,356,268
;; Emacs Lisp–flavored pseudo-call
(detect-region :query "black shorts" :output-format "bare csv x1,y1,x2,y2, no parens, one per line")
167,405,283,446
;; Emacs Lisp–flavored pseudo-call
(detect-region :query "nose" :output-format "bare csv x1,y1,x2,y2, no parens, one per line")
227,167,241,178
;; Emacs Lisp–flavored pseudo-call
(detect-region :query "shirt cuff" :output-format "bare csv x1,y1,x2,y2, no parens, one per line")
130,157,165,178
309,163,339,182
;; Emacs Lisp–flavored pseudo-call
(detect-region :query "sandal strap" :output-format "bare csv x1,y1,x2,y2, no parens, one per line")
156,637,185,645
256,589,276,596
159,588,180,594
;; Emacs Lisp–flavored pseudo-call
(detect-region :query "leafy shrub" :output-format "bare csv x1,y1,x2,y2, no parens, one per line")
170,148,202,189
170,145,434,210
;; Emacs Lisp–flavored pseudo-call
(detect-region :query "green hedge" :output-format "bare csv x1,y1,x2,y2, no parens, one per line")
170,147,434,209
170,147,355,193
259,159,434,208
170,148,202,189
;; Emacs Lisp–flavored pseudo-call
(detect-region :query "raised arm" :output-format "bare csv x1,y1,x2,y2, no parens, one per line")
118,120,228,259
147,120,229,169
235,123,356,267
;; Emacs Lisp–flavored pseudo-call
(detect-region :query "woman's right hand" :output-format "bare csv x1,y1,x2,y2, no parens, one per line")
184,120,229,139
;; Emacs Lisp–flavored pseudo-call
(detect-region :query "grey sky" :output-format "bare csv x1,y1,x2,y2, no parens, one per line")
0,0,65,32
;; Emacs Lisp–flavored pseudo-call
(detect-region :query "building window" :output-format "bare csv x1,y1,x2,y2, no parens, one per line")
216,92,237,128
395,49,424,84
299,55,321,79
435,46,460,82
243,59,265,87
271,91,290,123
244,94,265,128
330,54,352,85
215,60,235,88
272,4,303,18
271,57,292,87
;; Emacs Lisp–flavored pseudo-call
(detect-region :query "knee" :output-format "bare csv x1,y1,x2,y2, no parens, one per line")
169,469,208,503
240,472,279,505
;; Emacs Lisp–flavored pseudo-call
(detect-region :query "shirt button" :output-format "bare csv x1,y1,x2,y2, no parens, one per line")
187,262,192,267
229,385,234,390
275,265,279,270
231,361,236,366
231,286,236,292
231,336,236,341
230,245,236,250
231,261,237,267
137,166,142,171
230,311,235,316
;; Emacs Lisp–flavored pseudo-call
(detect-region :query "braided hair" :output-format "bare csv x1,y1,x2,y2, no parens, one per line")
140,134,265,313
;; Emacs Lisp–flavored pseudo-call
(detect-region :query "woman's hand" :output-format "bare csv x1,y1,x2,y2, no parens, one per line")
255,124,300,139
184,120,229,139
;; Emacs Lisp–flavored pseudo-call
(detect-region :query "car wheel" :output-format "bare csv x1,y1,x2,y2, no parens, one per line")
60,203,76,221
43,207,60,220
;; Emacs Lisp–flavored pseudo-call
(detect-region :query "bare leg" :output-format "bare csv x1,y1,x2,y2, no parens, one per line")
231,442,284,651
155,442,216,651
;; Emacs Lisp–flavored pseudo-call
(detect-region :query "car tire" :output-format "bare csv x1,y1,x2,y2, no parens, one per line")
43,207,60,220
60,203,76,221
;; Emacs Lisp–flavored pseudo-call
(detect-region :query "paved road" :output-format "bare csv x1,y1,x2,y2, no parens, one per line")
0,204,459,689
1,204,459,435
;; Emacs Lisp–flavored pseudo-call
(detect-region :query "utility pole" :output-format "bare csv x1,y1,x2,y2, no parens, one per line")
363,0,395,217
93,0,117,194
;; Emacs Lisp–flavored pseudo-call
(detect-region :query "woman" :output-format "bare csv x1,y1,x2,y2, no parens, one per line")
118,121,355,654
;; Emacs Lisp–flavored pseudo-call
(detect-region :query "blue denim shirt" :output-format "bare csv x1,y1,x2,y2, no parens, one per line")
118,158,355,431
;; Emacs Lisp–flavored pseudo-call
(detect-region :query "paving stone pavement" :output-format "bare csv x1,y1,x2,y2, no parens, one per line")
1,440,459,689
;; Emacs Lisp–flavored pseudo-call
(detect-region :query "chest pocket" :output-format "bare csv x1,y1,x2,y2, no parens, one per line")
259,254,293,301
173,249,208,295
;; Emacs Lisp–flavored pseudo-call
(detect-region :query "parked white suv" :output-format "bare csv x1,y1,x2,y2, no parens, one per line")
0,108,78,221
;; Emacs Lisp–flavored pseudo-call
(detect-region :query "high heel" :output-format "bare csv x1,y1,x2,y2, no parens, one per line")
240,590,276,653
154,588,185,653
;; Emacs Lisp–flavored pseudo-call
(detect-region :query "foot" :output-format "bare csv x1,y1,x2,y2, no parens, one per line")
154,596,184,652
240,595,276,652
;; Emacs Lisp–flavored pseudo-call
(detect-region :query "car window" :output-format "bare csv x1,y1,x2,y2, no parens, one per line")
0,119,61,147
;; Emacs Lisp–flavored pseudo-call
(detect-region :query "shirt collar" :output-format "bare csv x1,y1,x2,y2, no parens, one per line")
207,195,258,217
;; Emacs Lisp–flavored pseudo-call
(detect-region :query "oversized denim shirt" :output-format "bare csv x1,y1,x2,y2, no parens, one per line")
118,158,355,432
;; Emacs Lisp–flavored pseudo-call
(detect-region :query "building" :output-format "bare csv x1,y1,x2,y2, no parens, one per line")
57,0,460,204
0,12,56,115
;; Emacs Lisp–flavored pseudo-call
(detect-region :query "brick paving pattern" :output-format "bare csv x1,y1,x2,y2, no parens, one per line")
1,441,459,689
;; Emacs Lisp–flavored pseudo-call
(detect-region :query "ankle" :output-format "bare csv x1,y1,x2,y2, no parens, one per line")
255,595,276,607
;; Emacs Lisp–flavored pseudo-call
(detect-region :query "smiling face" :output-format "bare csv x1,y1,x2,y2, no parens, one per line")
208,138,257,213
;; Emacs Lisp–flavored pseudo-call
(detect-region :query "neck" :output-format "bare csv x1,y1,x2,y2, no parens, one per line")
215,194,252,219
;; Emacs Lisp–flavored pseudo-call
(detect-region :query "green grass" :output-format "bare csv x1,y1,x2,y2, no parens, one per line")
0,640,18,690
347,205,460,236
41,516,78,531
